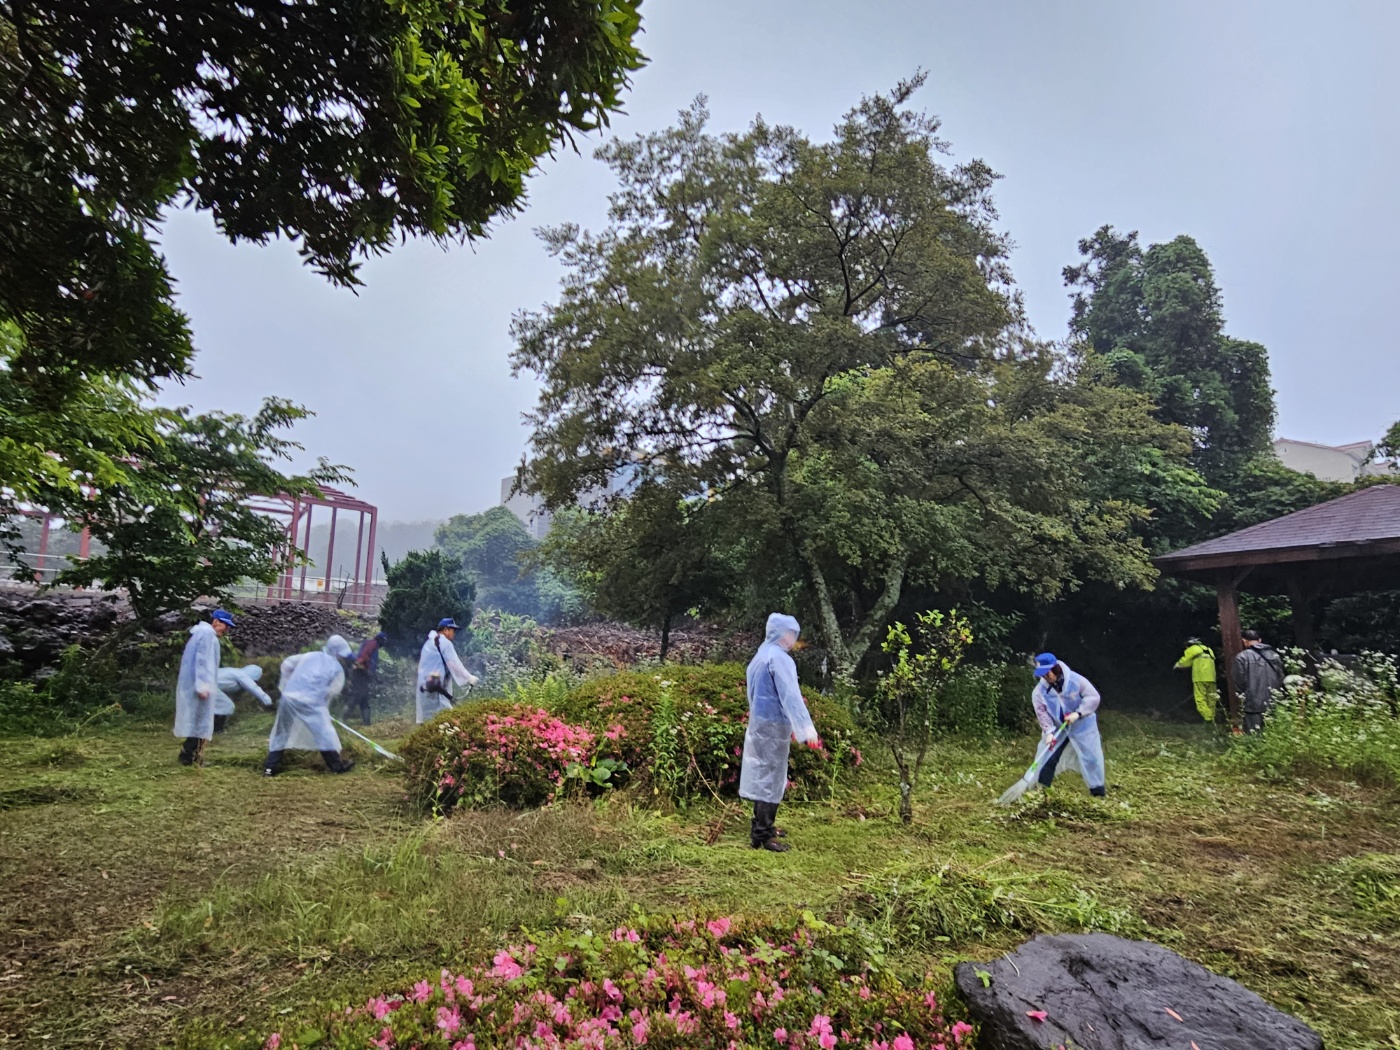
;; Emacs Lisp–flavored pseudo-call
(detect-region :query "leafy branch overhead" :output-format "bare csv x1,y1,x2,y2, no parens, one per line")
1,0,646,393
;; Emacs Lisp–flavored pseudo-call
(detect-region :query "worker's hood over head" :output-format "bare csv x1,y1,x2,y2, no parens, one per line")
764,613,801,645
241,664,264,681
324,635,353,660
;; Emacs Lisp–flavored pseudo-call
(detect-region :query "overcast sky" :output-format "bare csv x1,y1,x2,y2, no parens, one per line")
156,0,1400,522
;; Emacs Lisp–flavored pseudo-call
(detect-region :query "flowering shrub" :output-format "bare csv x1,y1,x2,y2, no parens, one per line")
554,664,862,804
1230,649,1400,786
261,914,975,1050
401,701,598,812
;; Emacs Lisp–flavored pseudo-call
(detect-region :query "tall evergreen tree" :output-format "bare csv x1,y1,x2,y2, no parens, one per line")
1064,227,1275,483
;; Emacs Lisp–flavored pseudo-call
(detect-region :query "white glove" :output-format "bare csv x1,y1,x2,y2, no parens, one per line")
466,672,480,687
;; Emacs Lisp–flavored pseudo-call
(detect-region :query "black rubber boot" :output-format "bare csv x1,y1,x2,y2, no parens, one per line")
178,738,203,766
322,751,355,774
1090,785,1106,798
212,714,229,734
751,801,787,850
263,750,284,777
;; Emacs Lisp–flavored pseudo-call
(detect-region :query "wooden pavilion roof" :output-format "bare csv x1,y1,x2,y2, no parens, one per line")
1153,483,1400,591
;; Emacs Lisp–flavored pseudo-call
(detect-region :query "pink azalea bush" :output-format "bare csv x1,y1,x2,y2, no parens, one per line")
401,701,597,811
262,916,975,1049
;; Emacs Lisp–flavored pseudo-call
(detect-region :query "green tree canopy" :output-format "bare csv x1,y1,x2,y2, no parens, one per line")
1,0,645,397
541,486,739,658
436,506,536,591
513,82,1192,676
1063,226,1276,482
378,548,477,655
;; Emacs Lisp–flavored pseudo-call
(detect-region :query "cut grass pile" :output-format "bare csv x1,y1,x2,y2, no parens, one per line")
0,707,1397,1048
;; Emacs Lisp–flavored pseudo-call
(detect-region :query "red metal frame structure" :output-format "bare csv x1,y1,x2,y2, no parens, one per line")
245,486,380,611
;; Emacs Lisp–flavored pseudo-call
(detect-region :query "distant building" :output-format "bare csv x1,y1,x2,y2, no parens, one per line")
1273,438,1397,483
500,463,640,540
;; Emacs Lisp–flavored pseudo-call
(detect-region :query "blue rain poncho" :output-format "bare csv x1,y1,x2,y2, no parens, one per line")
267,636,352,754
213,665,274,716
1030,661,1106,790
739,614,819,804
173,621,222,740
415,629,478,723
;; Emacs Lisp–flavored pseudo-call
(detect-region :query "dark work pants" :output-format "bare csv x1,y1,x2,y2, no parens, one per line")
1243,711,1265,734
343,670,372,725
750,800,780,847
263,749,346,774
1038,738,1106,797
212,714,229,733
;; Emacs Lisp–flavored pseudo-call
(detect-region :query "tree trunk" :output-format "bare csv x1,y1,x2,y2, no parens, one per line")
659,612,673,663
898,780,913,825
803,550,909,681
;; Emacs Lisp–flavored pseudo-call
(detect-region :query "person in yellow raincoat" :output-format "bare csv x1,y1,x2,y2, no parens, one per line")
1174,637,1218,722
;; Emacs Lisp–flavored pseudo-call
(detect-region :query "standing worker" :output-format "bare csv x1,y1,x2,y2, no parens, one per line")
1231,629,1285,734
174,609,235,766
1173,637,1219,723
1030,653,1107,797
343,631,387,726
213,663,274,732
415,618,478,724
262,635,356,776
740,613,820,852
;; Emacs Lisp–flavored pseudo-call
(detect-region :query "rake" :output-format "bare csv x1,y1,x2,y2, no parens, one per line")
997,720,1068,806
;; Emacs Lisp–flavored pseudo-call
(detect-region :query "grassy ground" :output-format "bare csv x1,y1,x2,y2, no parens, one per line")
1,708,1398,1049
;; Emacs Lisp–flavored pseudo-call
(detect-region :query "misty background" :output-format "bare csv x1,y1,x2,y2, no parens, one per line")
153,0,1400,560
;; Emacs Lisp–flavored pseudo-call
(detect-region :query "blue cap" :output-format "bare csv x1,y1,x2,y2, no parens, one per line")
437,618,461,630
211,609,236,627
1032,653,1058,677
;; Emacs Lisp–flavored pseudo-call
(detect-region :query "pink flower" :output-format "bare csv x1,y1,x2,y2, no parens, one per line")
371,1028,395,1050
924,990,939,1010
892,1036,915,1050
859,985,872,1000
366,997,392,1020
436,1006,461,1035
706,917,733,939
725,1011,740,1030
455,976,474,998
410,980,434,1003
490,950,524,980
774,1028,789,1044
603,977,623,1002
263,1036,280,1050
952,1020,973,1044
632,1019,649,1044
605,724,626,740
1026,1010,1048,1023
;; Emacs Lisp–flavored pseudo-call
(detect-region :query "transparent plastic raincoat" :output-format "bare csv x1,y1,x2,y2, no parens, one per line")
213,665,273,716
739,614,819,804
267,636,351,754
415,630,477,723
1031,661,1106,790
173,622,221,740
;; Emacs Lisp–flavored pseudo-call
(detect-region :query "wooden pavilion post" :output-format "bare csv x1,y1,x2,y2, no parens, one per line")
1217,572,1243,724
1285,578,1318,652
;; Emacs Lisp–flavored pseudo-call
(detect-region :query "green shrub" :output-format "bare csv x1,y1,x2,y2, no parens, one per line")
1230,651,1400,786
400,701,598,812
402,664,862,813
555,663,861,803
255,914,975,1050
994,662,1038,732
0,645,124,736
935,666,1000,737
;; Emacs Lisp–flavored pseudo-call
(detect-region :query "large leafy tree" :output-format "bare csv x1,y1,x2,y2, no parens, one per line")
541,486,740,658
436,505,539,614
43,399,347,622
513,82,1188,676
1064,227,1275,484
1,0,645,396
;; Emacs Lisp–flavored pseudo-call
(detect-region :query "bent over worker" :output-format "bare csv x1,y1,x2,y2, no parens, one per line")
213,664,274,733
262,635,356,777
740,613,820,852
174,609,234,766
415,618,478,723
1174,637,1219,723
1030,653,1107,797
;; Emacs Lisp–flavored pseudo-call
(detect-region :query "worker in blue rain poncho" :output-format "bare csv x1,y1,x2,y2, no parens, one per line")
174,609,235,766
212,664,274,733
1029,653,1107,796
740,613,820,852
415,618,479,724
262,635,356,777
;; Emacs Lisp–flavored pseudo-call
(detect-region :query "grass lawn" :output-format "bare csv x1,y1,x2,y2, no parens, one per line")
1,708,1397,1049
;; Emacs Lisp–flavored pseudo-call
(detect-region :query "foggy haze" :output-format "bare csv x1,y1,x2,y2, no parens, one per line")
155,0,1400,524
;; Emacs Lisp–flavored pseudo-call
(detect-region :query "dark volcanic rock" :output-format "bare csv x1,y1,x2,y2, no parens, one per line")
954,933,1322,1050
